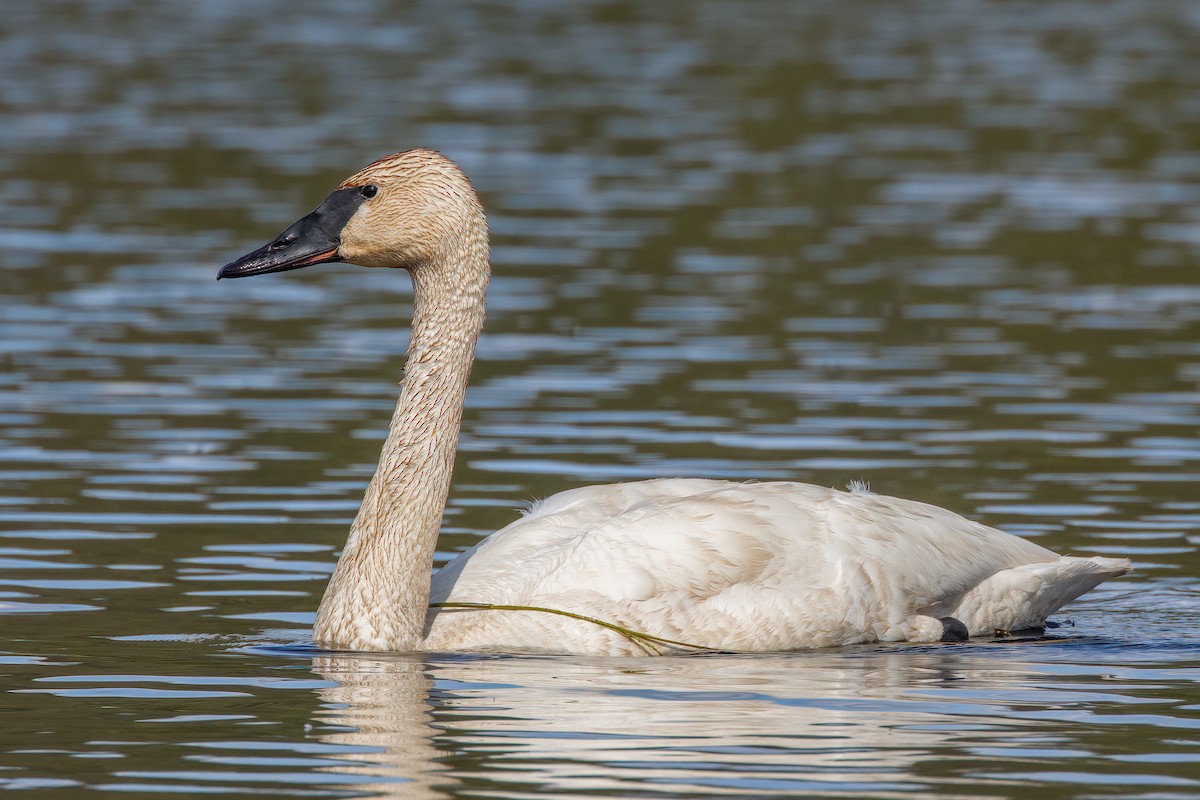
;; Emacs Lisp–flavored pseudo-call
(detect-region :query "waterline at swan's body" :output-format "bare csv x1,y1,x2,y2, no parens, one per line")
218,148,1131,656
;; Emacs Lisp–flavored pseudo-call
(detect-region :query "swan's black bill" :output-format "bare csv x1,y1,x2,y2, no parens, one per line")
217,186,368,279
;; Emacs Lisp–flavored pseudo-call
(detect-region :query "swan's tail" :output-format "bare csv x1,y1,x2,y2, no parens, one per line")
951,556,1132,636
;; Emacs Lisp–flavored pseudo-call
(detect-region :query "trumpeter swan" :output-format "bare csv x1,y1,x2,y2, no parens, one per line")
218,149,1130,655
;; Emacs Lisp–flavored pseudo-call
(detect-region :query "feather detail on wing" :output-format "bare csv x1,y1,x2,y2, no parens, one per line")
424,479,1130,654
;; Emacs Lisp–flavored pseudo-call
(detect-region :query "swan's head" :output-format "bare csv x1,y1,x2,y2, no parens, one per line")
218,149,485,279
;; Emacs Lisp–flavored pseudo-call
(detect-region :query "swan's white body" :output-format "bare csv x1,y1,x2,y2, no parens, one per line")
220,149,1131,656
424,479,1127,654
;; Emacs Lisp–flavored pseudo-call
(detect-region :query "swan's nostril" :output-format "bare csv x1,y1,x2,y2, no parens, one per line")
268,234,297,251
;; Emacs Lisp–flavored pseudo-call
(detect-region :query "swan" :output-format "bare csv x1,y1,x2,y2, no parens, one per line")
218,148,1131,655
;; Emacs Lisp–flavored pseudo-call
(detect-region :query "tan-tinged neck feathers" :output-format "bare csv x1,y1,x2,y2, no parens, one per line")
312,151,490,650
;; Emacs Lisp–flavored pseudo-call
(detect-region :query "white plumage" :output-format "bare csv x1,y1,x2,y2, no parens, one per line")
219,149,1131,656
427,479,1128,654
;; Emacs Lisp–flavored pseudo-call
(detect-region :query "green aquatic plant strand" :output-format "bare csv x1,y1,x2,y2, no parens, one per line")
429,601,720,656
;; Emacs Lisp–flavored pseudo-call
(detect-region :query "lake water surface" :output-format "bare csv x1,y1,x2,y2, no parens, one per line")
2,1,1199,797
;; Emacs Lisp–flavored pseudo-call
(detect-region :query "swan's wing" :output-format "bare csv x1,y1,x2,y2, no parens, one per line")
431,479,810,603
428,479,1125,651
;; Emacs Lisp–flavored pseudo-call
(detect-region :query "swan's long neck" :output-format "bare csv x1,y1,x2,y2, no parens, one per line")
314,232,488,651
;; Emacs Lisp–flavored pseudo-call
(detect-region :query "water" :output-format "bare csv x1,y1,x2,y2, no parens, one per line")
2,0,1199,796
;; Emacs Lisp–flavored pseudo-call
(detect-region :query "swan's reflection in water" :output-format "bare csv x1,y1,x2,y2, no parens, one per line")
311,648,1045,798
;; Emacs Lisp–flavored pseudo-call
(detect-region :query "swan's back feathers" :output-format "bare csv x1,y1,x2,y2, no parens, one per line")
426,479,1130,653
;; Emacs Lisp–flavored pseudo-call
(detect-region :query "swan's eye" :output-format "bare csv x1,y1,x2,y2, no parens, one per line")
361,184,379,198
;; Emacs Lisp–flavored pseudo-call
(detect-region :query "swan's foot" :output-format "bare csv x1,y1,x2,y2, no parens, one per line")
938,616,969,642
891,614,960,643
